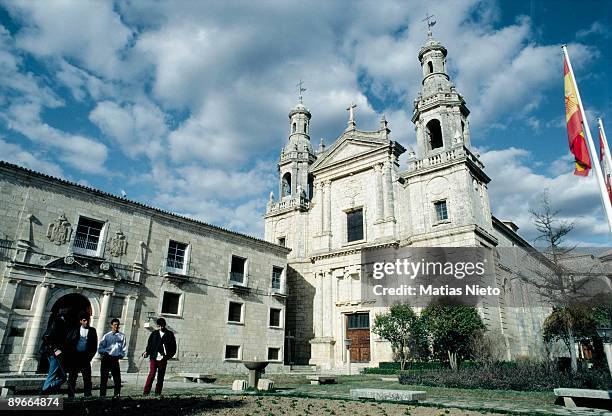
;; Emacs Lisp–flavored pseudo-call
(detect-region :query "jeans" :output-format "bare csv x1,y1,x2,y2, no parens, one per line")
41,354,66,394
100,355,121,397
143,359,168,395
68,352,92,397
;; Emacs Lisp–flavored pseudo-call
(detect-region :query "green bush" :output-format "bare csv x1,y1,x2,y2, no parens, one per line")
398,361,611,391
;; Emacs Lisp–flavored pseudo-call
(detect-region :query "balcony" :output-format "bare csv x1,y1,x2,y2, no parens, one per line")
266,196,310,215
406,145,484,173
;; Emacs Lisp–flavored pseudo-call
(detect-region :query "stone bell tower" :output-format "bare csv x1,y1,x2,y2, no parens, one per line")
278,92,316,201
404,28,494,240
412,29,471,157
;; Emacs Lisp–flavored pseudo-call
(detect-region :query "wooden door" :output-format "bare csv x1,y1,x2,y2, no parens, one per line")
346,313,370,363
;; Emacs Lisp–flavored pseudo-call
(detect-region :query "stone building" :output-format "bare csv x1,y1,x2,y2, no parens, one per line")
0,161,290,374
264,33,573,371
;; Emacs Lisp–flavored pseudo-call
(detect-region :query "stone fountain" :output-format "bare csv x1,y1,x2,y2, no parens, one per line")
242,358,269,389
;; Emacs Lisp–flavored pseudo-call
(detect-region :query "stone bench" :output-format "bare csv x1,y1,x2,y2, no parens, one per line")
0,377,46,397
554,388,612,410
178,373,215,383
350,388,427,402
307,375,337,385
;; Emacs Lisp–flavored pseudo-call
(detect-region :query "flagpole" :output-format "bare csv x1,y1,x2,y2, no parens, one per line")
598,118,612,175
562,45,612,232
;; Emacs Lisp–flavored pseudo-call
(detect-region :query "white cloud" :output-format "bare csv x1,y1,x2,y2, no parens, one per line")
89,100,168,159
3,0,133,78
0,137,63,176
480,147,609,244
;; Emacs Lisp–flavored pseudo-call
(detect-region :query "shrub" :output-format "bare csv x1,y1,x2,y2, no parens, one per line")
398,361,611,391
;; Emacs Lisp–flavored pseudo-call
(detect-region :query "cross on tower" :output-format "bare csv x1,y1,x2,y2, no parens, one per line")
422,13,436,37
297,80,306,103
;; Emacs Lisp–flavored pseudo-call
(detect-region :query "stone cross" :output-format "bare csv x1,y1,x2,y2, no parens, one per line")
297,80,306,103
422,13,436,37
346,103,357,128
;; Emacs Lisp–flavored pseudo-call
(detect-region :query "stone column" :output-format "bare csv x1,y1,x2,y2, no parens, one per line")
121,294,138,373
313,273,323,338
374,165,384,222
96,291,113,341
316,182,324,234
323,180,332,232
383,160,395,220
291,165,298,197
19,282,52,373
322,271,333,337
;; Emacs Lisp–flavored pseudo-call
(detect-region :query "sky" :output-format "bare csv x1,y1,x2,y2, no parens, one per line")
0,0,610,246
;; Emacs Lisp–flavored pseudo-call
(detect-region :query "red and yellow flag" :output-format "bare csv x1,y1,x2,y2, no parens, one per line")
599,126,612,203
564,58,591,176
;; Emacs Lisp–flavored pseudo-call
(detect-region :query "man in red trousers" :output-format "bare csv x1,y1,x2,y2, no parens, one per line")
142,317,177,395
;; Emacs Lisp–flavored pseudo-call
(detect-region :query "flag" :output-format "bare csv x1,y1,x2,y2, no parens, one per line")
564,58,591,176
599,126,612,203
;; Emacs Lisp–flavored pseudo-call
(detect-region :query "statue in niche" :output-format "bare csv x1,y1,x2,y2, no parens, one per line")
109,230,127,257
46,214,72,245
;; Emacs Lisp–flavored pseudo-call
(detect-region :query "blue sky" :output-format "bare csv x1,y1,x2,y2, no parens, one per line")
0,0,610,246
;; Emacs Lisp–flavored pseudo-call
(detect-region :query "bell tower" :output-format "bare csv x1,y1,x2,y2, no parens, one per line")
278,84,316,200
412,29,471,158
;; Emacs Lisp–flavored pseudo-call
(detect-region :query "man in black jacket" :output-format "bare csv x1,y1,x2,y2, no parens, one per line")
39,308,70,394
142,318,176,395
67,312,98,397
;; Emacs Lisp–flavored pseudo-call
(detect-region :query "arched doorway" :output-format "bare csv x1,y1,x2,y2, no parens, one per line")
38,293,92,373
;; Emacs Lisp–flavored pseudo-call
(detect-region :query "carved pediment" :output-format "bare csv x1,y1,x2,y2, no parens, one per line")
311,133,389,171
45,254,117,279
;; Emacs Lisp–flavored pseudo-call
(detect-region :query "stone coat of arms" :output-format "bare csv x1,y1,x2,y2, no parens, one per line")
109,230,127,257
46,214,72,245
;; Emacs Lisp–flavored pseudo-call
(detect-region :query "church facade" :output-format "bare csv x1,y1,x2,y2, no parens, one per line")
264,34,554,370
0,162,290,374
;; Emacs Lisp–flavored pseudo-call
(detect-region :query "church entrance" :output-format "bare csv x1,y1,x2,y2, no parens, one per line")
38,293,92,373
346,313,370,363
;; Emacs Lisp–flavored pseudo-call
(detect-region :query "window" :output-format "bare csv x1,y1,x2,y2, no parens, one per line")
277,237,286,247
14,284,36,310
228,302,243,323
267,347,280,361
225,345,240,360
426,119,443,150
9,327,25,337
73,217,104,256
166,240,188,273
271,266,283,290
230,256,246,284
281,172,291,197
427,61,433,74
292,122,296,133
434,200,449,222
304,120,308,133
161,292,181,315
347,209,364,242
269,308,281,327
347,313,370,329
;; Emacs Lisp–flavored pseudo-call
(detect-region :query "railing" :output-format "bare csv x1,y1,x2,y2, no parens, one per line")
0,239,14,261
267,196,310,214
407,146,484,172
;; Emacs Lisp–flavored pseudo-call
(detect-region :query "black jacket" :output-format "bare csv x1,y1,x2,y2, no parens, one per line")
145,329,177,360
67,326,98,361
39,314,69,356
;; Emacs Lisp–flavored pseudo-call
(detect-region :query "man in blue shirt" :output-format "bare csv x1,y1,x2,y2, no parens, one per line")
97,318,126,397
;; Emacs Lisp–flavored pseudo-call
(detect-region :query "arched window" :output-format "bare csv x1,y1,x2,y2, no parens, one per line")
304,120,308,134
426,119,443,150
292,123,296,133
461,120,465,136
427,61,433,74
281,172,292,197
307,174,314,200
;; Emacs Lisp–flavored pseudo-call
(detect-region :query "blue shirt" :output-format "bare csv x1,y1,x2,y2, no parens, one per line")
98,331,127,358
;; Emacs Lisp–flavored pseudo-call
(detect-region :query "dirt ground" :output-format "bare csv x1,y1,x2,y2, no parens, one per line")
60,394,505,416
191,395,503,416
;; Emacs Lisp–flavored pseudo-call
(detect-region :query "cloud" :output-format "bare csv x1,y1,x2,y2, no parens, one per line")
89,100,168,159
0,137,63,176
576,21,611,40
3,0,133,78
480,147,609,243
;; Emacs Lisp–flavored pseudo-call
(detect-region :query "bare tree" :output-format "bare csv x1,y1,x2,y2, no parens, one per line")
516,192,603,373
